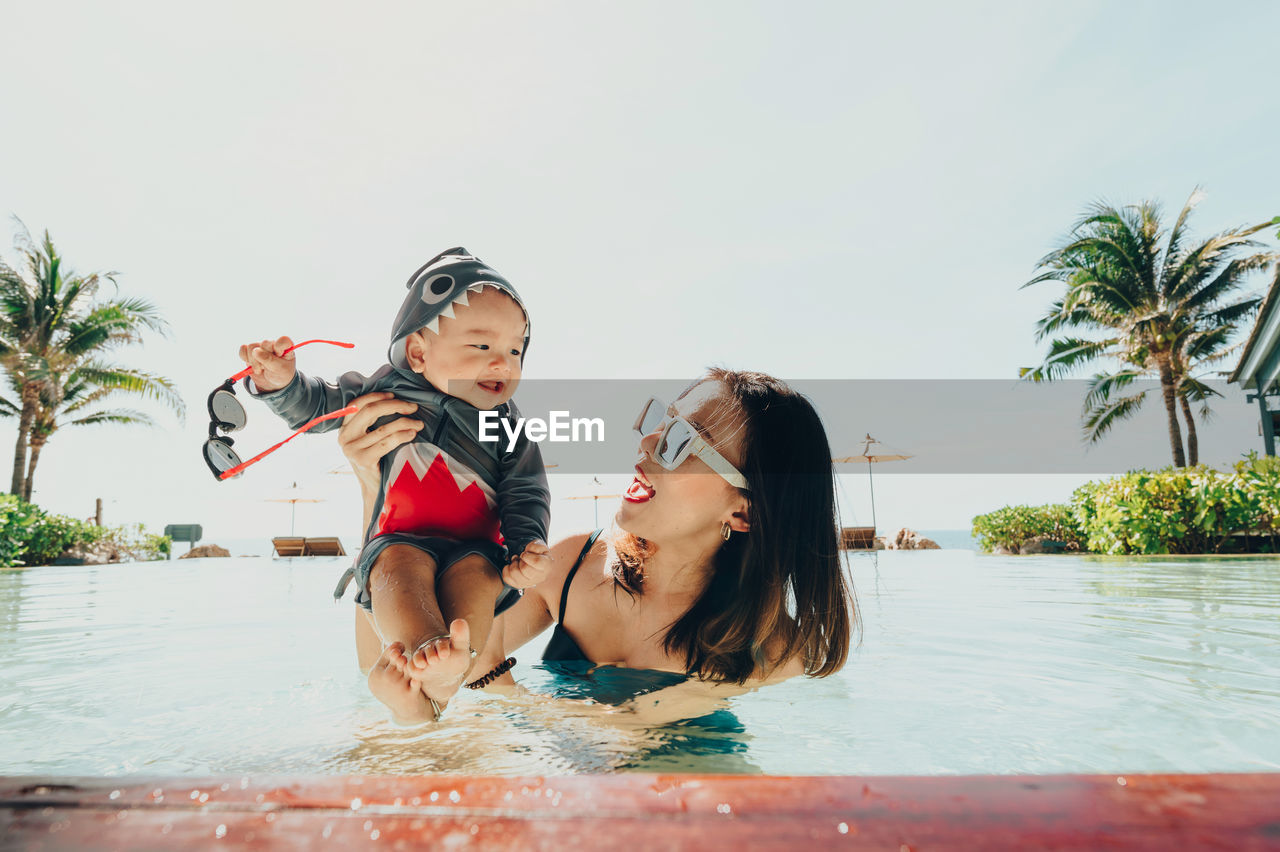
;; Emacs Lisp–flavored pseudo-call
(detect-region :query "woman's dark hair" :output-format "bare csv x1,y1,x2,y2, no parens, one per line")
612,368,855,684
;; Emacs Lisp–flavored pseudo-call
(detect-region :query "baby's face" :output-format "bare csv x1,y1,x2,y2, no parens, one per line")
406,286,527,409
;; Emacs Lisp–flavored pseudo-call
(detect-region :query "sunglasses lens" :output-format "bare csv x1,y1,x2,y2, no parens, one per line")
656,420,695,467
636,399,664,435
211,389,246,431
204,440,242,477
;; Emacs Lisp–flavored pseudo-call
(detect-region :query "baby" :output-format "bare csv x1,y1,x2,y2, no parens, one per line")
238,248,551,721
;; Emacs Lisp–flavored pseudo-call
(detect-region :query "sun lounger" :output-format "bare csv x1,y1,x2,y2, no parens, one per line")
303,537,346,557
841,526,876,550
272,537,306,557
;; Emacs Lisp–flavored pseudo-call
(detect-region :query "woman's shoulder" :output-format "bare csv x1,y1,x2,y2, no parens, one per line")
547,529,607,568
531,530,607,612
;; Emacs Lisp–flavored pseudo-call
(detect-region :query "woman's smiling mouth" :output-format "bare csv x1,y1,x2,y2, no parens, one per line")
624,466,656,503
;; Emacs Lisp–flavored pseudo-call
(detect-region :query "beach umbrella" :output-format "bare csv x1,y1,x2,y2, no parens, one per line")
832,435,913,534
564,477,621,527
264,481,325,535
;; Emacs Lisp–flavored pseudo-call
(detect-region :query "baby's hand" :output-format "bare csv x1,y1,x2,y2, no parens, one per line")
503,540,551,589
237,336,297,392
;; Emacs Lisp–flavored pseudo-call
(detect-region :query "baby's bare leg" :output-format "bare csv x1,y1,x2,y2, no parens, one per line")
406,553,504,704
436,553,504,672
354,608,381,675
359,544,458,721
365,544,448,652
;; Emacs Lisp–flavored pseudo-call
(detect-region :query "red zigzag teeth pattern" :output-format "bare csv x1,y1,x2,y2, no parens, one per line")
376,444,503,544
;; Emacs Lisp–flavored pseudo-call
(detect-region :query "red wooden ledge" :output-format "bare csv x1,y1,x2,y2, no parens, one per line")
2,773,1278,850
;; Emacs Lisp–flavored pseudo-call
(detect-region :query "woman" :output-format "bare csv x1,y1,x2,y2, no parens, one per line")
341,369,855,723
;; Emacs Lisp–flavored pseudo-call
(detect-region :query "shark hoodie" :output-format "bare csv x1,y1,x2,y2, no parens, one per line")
251,248,550,582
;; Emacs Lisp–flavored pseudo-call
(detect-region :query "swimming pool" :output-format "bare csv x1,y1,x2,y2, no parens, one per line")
2,550,1277,776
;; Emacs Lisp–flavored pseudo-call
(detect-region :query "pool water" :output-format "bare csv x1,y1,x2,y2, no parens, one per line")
1,551,1277,776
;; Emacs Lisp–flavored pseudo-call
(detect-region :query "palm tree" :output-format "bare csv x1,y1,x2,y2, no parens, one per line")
4,353,184,500
0,222,177,496
1021,189,1278,467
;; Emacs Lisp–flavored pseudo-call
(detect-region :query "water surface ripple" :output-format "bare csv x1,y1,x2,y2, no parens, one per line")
1,551,1277,775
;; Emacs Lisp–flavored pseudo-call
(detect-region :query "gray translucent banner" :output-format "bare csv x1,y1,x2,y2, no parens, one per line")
473,379,1265,474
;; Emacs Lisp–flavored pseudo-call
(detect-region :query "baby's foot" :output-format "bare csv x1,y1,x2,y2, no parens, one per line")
406,618,473,704
367,642,438,725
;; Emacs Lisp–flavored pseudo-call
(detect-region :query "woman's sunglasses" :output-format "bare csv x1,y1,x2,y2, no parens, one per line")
632,396,750,491
204,339,358,481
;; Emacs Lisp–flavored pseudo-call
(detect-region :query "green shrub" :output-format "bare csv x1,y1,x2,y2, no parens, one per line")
975,457,1280,555
0,494,38,567
1072,463,1280,554
24,508,98,565
971,503,1083,553
0,497,170,567
88,523,171,562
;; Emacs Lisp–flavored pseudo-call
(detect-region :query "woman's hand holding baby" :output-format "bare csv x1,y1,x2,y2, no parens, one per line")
237,336,298,392
504,540,551,589
338,393,424,499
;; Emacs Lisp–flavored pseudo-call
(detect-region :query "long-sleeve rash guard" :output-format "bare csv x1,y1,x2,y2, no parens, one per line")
253,364,550,561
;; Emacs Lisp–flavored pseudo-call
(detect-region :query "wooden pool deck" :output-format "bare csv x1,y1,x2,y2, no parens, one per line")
2,773,1277,850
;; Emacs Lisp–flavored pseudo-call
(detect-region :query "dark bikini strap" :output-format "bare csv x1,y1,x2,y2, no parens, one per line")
557,529,604,624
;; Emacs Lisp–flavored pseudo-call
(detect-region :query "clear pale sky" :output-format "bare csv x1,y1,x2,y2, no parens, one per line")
2,1,1277,545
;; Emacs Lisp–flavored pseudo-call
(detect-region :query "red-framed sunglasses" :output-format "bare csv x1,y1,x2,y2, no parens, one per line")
204,339,357,481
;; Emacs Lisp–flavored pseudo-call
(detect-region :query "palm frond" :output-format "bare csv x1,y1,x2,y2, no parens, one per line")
1020,336,1114,381
1159,187,1207,290
1177,375,1221,402
1180,253,1278,313
59,299,162,355
1179,324,1233,362
1187,339,1245,369
68,408,156,428
1083,391,1148,444
65,363,187,422
1030,296,1109,341
1082,369,1145,413
1193,295,1263,330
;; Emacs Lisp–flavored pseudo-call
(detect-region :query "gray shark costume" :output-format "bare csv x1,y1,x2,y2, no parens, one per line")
251,248,550,613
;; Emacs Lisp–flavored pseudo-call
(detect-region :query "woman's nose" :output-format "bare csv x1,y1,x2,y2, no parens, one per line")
637,427,660,457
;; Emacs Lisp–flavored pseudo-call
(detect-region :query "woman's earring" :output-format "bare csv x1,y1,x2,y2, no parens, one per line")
721,521,731,541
